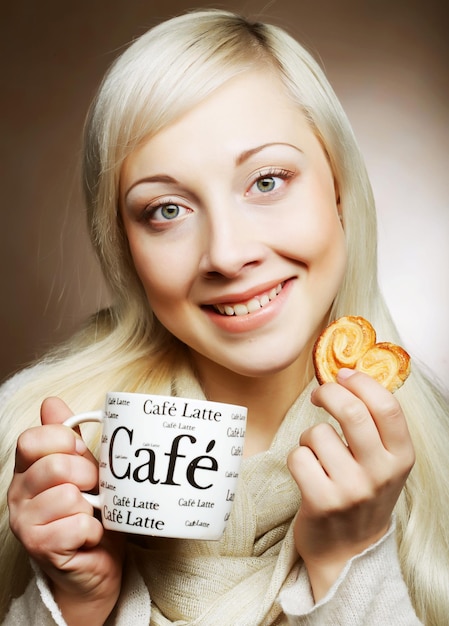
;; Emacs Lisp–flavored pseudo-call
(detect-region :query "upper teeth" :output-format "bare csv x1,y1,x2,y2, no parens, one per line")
214,283,284,316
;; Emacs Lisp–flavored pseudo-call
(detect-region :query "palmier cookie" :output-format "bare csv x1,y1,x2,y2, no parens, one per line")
313,316,411,392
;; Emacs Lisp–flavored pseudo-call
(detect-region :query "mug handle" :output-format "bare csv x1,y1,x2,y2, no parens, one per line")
64,410,104,509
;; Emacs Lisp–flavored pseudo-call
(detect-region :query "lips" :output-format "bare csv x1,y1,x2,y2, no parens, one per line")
211,282,285,316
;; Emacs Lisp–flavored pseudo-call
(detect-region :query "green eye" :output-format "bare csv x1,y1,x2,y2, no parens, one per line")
160,204,180,219
256,177,276,192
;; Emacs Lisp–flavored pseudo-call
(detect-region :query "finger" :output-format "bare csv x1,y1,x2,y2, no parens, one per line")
14,424,84,473
10,482,94,530
299,422,358,479
336,368,414,458
41,397,89,455
288,445,334,511
311,382,383,464
41,396,74,426
42,397,96,463
13,452,98,499
27,514,104,566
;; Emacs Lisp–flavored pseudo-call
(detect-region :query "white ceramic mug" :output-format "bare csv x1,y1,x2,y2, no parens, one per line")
64,392,247,540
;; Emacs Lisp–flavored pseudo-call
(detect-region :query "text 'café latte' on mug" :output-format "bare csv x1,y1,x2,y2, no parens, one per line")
64,392,247,540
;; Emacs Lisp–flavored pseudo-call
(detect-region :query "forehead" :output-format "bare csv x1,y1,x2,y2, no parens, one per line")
121,70,322,178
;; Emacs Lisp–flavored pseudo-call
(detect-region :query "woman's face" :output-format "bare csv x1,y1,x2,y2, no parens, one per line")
120,70,346,380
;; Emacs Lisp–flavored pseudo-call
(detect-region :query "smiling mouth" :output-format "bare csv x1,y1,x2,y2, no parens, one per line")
211,282,285,316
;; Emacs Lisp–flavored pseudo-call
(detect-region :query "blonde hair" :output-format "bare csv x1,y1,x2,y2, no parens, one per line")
1,10,448,623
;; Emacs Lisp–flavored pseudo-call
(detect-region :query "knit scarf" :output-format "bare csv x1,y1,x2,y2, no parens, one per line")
130,371,325,626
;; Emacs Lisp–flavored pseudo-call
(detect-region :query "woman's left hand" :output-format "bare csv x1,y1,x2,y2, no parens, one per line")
288,368,415,601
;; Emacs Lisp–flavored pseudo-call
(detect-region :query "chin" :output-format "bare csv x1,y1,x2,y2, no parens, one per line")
219,348,309,379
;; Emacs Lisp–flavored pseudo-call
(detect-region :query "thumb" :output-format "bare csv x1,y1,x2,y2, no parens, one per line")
40,396,74,425
40,397,92,460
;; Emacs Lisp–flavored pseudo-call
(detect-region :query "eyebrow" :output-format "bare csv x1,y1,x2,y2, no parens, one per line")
124,142,303,200
235,142,303,166
124,174,180,201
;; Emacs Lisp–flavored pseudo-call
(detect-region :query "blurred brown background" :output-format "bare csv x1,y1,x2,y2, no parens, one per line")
1,0,448,388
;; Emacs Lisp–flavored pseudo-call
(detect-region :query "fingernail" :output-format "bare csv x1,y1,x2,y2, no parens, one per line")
75,437,88,455
337,368,356,381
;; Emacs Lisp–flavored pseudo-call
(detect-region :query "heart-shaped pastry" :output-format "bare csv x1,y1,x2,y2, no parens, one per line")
313,316,411,392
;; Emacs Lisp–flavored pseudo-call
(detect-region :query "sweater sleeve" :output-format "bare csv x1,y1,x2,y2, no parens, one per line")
3,557,151,626
279,523,422,625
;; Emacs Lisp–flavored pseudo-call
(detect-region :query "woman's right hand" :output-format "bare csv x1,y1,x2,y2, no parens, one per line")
7,397,125,625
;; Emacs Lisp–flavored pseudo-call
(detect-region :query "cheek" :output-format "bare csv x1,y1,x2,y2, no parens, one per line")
129,240,196,305
311,217,346,262
288,205,347,302
282,202,345,263
279,174,341,253
315,226,347,306
310,219,347,285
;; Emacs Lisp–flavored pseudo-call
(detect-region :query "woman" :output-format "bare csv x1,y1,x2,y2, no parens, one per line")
2,9,448,625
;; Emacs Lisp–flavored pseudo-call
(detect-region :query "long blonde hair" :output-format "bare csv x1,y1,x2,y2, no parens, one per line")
1,10,448,624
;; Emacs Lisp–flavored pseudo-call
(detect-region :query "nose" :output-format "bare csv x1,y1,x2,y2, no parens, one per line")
198,206,266,279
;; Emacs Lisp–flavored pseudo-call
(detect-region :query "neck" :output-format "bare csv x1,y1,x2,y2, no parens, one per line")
190,352,313,456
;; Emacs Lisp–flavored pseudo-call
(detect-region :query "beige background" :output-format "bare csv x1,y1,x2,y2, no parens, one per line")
1,0,448,390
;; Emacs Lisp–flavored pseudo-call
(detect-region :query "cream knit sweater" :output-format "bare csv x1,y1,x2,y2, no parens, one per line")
2,368,422,625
